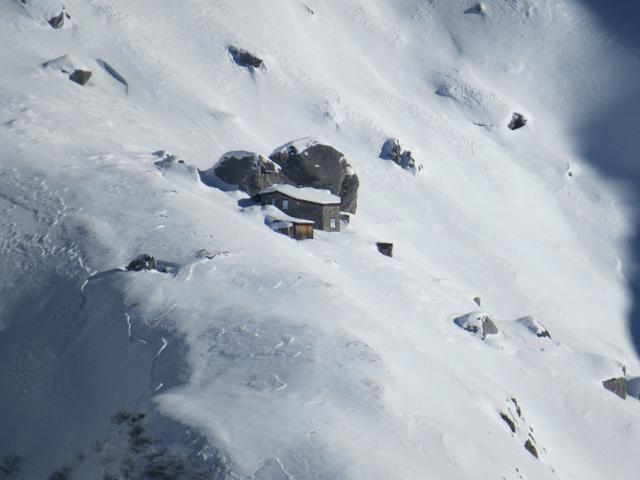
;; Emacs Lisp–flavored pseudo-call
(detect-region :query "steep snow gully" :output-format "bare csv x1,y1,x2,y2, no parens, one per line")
1,1,640,479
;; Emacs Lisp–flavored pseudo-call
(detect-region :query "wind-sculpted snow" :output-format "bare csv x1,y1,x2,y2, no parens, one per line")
1,0,640,478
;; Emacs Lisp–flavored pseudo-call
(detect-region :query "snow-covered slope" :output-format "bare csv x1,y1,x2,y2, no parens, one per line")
1,0,639,478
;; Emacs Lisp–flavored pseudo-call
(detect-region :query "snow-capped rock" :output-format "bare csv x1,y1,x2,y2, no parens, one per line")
269,139,359,213
453,311,499,340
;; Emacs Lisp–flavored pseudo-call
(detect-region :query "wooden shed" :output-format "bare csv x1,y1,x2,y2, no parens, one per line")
264,206,315,240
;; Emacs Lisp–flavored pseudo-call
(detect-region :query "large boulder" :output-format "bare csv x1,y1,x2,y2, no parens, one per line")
127,254,157,272
508,112,527,130
269,138,359,213
379,138,421,174
453,311,499,340
69,69,92,86
198,151,283,196
602,377,627,399
42,54,92,86
228,45,264,70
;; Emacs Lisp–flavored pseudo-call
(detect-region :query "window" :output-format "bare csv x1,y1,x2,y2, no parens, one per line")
282,199,289,210
271,199,276,206
330,218,336,229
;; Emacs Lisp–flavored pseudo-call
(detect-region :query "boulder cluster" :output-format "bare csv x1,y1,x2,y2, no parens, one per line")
379,138,422,174
199,139,360,214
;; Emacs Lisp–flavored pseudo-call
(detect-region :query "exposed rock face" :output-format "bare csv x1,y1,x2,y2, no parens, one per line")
379,138,421,174
524,439,539,459
270,139,359,213
199,151,283,196
376,242,393,257
453,311,498,339
339,171,360,214
508,112,527,130
69,69,92,86
499,413,516,433
602,377,628,399
464,3,486,15
48,10,64,28
127,254,157,272
380,138,402,163
228,45,264,70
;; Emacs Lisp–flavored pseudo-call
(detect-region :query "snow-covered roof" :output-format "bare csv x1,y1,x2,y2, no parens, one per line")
260,184,340,205
262,205,314,226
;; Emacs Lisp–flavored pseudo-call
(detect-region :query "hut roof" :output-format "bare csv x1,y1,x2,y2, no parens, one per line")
259,184,340,205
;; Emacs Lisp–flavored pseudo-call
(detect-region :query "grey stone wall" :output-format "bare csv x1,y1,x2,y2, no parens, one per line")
261,192,340,232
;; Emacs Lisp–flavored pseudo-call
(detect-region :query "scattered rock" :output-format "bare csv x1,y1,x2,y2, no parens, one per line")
48,10,64,28
228,45,264,70
376,242,393,257
379,138,402,163
602,377,627,399
453,311,499,339
270,139,359,213
379,138,422,174
510,397,522,418
500,413,516,433
69,69,92,86
464,3,486,15
508,112,527,130
524,439,538,459
473,296,482,307
515,315,551,339
127,254,157,272
199,151,283,196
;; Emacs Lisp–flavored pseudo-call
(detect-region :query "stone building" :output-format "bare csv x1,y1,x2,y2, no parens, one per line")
259,184,341,232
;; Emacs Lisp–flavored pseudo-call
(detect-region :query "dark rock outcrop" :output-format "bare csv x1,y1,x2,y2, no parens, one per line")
453,311,499,340
199,151,283,196
380,138,402,163
379,138,421,173
48,10,64,28
508,112,527,130
524,439,538,459
228,45,264,70
127,254,157,272
499,413,516,433
602,377,627,399
270,139,359,213
376,242,393,257
464,3,486,15
69,69,92,86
